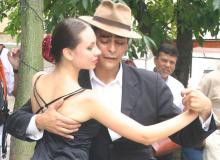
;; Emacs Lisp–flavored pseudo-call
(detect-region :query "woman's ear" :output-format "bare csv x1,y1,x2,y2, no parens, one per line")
62,48,74,61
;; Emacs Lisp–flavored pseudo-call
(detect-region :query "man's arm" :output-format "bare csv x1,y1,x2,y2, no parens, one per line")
6,100,34,141
6,98,81,141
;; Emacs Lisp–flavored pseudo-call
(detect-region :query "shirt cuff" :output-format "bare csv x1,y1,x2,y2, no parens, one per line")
199,113,212,131
26,115,44,140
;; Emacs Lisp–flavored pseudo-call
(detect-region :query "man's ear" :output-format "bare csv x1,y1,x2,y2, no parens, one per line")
62,48,74,61
154,56,157,65
124,39,129,51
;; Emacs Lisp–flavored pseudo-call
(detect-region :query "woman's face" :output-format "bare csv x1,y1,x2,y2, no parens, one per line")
72,26,101,70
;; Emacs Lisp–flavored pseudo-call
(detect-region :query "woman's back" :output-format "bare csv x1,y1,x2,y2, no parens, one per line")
31,73,101,160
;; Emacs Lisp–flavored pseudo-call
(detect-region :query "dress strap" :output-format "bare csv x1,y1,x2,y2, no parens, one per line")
33,74,48,114
45,88,85,107
36,88,86,114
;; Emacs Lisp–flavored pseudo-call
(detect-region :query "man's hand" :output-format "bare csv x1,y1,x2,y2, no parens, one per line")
8,48,20,70
35,98,81,139
182,88,212,121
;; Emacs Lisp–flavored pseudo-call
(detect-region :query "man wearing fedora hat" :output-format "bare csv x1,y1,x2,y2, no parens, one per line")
6,1,216,160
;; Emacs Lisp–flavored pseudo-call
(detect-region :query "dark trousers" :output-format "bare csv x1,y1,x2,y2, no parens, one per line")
181,148,203,160
157,153,174,160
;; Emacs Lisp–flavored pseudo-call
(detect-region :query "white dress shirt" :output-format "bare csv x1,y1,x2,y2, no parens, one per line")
90,65,123,141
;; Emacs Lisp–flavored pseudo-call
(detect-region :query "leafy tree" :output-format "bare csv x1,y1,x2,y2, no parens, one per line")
175,0,220,86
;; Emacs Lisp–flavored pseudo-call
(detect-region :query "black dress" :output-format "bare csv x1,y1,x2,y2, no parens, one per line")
32,119,100,160
32,75,101,160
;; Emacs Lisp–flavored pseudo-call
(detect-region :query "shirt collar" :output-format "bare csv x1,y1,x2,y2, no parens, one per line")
89,63,123,86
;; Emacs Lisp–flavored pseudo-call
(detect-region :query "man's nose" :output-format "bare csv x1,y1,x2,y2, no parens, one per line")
164,61,171,67
108,42,116,53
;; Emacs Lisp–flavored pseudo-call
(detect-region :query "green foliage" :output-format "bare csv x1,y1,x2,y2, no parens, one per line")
0,0,20,37
43,0,101,32
131,0,176,45
176,0,220,45
127,34,157,59
213,0,220,10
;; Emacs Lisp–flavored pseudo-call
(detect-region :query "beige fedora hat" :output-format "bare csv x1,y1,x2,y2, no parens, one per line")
79,0,141,39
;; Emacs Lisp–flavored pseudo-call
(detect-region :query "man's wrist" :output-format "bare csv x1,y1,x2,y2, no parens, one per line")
35,114,44,131
26,115,44,140
199,98,212,121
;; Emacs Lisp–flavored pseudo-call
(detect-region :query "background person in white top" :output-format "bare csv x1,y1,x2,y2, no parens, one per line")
0,44,15,157
0,45,14,96
153,43,184,111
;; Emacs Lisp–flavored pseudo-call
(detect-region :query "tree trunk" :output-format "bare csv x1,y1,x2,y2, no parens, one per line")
9,0,43,159
174,0,193,87
175,28,192,87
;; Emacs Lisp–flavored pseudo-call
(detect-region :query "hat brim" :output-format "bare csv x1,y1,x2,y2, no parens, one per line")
79,16,141,39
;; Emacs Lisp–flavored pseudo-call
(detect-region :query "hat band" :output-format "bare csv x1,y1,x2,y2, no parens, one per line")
93,16,131,31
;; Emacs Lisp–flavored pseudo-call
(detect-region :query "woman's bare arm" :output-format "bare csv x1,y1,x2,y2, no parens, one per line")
61,91,198,146
87,98,198,145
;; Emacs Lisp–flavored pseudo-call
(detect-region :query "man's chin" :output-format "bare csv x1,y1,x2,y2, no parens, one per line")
98,62,119,70
161,74,169,80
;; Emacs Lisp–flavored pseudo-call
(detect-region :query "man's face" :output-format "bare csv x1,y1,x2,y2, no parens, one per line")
154,52,177,80
95,29,128,71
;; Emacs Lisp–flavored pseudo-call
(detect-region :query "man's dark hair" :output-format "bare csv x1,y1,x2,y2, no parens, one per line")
155,43,179,58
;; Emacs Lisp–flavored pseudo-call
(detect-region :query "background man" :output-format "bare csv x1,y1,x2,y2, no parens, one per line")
154,43,184,111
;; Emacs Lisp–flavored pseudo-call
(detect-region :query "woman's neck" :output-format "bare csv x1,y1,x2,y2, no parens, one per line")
52,63,81,90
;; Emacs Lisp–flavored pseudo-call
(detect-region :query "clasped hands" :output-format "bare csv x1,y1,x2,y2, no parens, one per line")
181,88,212,121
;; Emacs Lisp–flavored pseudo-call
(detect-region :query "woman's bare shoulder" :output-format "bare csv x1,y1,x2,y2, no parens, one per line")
32,71,48,84
74,89,104,107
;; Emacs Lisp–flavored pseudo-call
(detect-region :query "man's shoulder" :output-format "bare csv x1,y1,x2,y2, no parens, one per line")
125,65,158,77
123,65,163,86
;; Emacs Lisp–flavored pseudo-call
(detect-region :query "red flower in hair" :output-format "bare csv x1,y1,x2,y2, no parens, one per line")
42,34,54,63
